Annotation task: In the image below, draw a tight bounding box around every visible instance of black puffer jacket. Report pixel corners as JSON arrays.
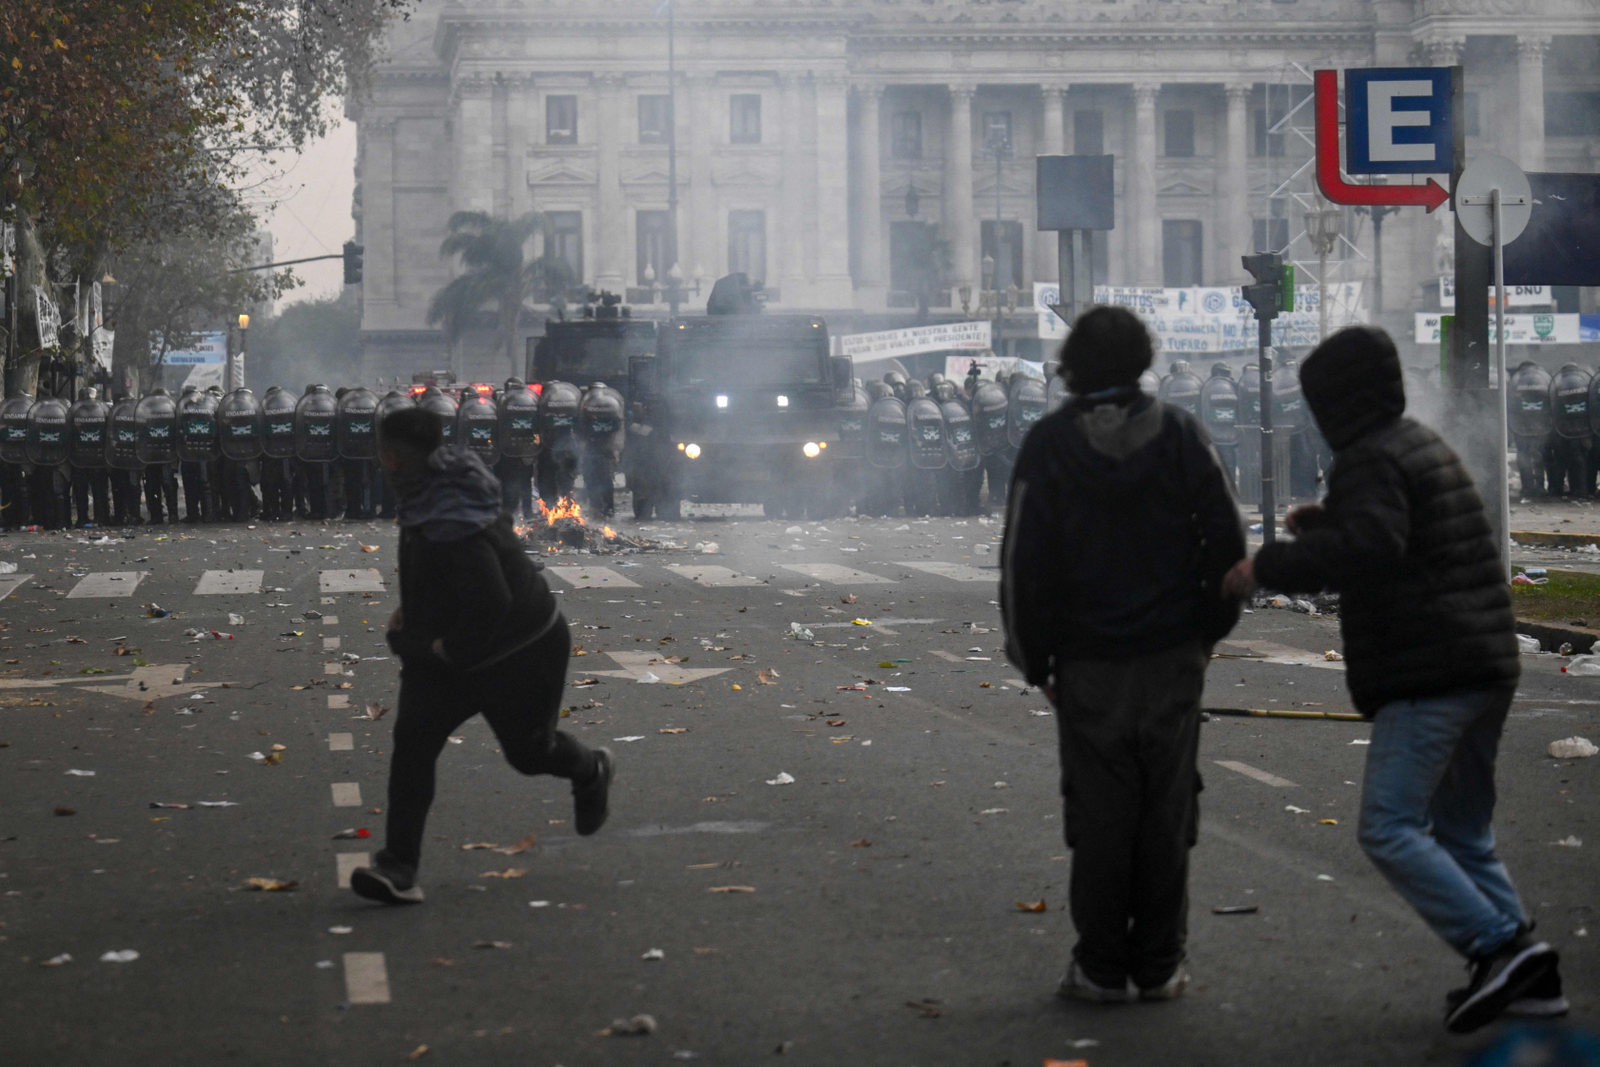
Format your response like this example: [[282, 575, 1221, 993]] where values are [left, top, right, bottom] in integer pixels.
[[1252, 328, 1519, 716]]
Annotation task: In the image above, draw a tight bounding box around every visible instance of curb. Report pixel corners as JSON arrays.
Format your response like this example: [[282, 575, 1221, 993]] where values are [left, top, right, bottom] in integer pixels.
[[1512, 530, 1600, 549], [1206, 707, 1365, 722], [1515, 619, 1600, 655]]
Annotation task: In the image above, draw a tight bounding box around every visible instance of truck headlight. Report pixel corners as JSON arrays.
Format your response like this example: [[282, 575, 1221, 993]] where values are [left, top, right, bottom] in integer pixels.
[[685, 443, 702, 459], [776, 395, 789, 408], [715, 395, 729, 409], [802, 441, 821, 458]]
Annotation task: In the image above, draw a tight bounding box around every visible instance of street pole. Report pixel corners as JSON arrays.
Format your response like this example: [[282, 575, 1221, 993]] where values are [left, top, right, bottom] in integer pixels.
[[1318, 245, 1328, 341], [665, 0, 680, 319], [1491, 187, 1510, 579], [993, 149, 1003, 356], [1259, 318, 1275, 544], [234, 314, 249, 392]]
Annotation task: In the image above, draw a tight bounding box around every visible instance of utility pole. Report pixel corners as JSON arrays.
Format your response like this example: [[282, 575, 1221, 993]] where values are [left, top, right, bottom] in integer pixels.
[[1242, 252, 1295, 544]]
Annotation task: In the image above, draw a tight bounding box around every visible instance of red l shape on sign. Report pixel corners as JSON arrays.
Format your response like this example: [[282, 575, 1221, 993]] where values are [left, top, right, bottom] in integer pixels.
[[1314, 69, 1450, 212]]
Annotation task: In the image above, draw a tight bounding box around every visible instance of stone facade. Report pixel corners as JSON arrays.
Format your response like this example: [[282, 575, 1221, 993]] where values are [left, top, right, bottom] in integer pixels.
[[349, 0, 1599, 380]]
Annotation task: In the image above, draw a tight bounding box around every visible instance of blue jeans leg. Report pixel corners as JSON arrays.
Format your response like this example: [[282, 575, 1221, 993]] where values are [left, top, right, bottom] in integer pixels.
[[1358, 687, 1525, 959]]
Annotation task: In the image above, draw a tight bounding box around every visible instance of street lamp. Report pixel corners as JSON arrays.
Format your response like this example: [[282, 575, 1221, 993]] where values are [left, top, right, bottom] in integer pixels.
[[1356, 183, 1400, 315], [234, 312, 249, 391], [1304, 197, 1343, 340], [641, 261, 699, 314]]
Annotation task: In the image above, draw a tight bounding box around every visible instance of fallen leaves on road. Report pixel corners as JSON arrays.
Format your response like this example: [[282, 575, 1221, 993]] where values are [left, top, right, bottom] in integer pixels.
[[601, 1014, 657, 1037], [480, 868, 527, 879], [1318, 819, 1339, 826], [572, 678, 599, 687], [361, 703, 389, 721], [407, 1044, 429, 1060], [756, 668, 780, 685], [493, 832, 539, 855], [841, 594, 857, 604], [1016, 899, 1047, 913], [244, 878, 298, 891], [139, 701, 157, 715], [659, 727, 688, 734], [460, 842, 499, 850], [54, 806, 76, 816], [427, 958, 456, 967], [905, 998, 943, 1019], [849, 839, 872, 848], [706, 885, 756, 894], [360, 544, 380, 553], [472, 940, 513, 950]]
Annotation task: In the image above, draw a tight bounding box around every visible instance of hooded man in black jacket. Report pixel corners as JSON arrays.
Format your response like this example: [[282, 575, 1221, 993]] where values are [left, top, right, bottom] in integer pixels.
[[1223, 326, 1560, 1033], [1002, 306, 1245, 1004], [349, 407, 613, 905]]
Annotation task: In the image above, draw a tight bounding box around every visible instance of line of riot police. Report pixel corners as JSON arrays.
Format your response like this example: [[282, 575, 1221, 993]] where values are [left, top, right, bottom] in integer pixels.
[[1508, 360, 1600, 500], [1180, 355, 1330, 503]]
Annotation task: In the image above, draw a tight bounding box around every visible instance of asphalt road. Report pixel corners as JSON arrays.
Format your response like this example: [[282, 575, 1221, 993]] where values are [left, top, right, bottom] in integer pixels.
[[0, 509, 1593, 1067]]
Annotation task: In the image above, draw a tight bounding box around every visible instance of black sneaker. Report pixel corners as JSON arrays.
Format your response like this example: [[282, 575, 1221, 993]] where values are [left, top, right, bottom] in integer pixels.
[[573, 747, 614, 836], [1448, 962, 1569, 1019], [1444, 935, 1557, 1033], [349, 857, 424, 905]]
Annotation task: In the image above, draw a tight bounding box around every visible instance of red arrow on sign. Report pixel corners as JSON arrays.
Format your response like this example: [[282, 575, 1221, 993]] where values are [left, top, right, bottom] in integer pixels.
[[1314, 69, 1450, 213]]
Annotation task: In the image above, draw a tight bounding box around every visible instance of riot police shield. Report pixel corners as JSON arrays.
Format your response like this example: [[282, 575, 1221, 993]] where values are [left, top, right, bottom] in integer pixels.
[[68, 394, 111, 468], [835, 382, 870, 461], [335, 386, 379, 461], [107, 398, 142, 470], [538, 380, 581, 444], [577, 383, 625, 461], [1238, 364, 1262, 429], [0, 394, 33, 464], [972, 382, 1009, 455], [1006, 375, 1047, 449], [26, 397, 70, 466], [457, 389, 502, 461], [218, 389, 263, 461], [416, 387, 459, 446], [261, 387, 298, 460], [866, 395, 908, 469], [1509, 362, 1553, 439], [941, 397, 980, 472], [497, 383, 540, 459], [907, 395, 948, 470], [1159, 365, 1204, 416], [1274, 359, 1307, 435], [176, 389, 220, 463], [373, 390, 417, 455], [294, 384, 338, 462], [1551, 364, 1592, 439], [1199, 368, 1241, 446], [134, 389, 178, 465], [1588, 369, 1600, 440]]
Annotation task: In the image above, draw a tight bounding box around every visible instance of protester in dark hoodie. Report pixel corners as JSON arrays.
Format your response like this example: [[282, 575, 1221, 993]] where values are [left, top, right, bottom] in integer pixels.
[[1223, 326, 1559, 1033], [349, 407, 613, 905], [1002, 306, 1244, 1003]]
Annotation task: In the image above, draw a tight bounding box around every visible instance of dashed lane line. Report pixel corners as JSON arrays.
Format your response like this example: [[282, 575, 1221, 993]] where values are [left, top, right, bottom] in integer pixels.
[[1214, 760, 1297, 788], [779, 563, 895, 585], [331, 782, 363, 807], [328, 695, 349, 709], [662, 564, 765, 587], [193, 569, 263, 595], [66, 571, 148, 599], [320, 569, 386, 594], [324, 661, 346, 675], [335, 852, 371, 889], [0, 574, 31, 601], [323, 637, 341, 650], [343, 952, 391, 1004], [321, 615, 339, 625], [327, 733, 354, 751], [545, 566, 641, 589]]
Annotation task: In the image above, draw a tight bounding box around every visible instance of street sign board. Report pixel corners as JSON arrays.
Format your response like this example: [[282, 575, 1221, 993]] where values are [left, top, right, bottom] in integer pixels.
[[1505, 172, 1600, 287], [1314, 71, 1449, 211], [1439, 278, 1550, 309], [1456, 155, 1532, 247], [1036, 155, 1115, 232], [161, 331, 227, 365], [1345, 67, 1453, 175]]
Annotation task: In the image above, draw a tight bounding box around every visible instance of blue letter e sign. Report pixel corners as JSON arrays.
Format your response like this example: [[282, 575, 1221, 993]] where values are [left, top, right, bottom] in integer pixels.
[[1345, 67, 1453, 175]]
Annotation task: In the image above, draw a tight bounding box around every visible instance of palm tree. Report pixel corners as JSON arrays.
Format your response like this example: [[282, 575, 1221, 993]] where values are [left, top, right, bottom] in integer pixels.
[[426, 211, 575, 379]]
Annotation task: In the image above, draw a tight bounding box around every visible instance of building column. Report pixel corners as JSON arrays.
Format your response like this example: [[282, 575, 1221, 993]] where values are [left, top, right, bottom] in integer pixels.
[[594, 73, 626, 292], [455, 77, 495, 214], [1132, 83, 1160, 287], [779, 74, 809, 301], [363, 118, 398, 312], [1037, 85, 1067, 284], [945, 84, 977, 290], [506, 76, 531, 219], [814, 74, 853, 307], [1224, 83, 1252, 281], [686, 72, 716, 290], [853, 83, 885, 296], [1517, 36, 1551, 173]]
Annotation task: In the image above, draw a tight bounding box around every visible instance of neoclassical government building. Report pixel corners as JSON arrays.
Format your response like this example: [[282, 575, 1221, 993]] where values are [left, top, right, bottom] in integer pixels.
[[349, 0, 1598, 379]]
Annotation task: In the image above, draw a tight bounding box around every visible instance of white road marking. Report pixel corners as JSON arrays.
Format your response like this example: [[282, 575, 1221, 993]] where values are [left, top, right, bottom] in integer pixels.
[[590, 650, 732, 684], [1214, 760, 1297, 788], [327, 695, 350, 709], [331, 782, 363, 807], [323, 636, 341, 650], [893, 561, 995, 582], [1219, 640, 1346, 672], [930, 650, 963, 662], [324, 661, 346, 675], [66, 571, 147, 599], [0, 574, 33, 601], [336, 852, 370, 888], [663, 564, 764, 587], [322, 615, 339, 625], [546, 566, 640, 589], [343, 952, 391, 1004], [328, 732, 354, 751], [193, 569, 263, 595], [780, 563, 895, 585], [320, 569, 385, 594]]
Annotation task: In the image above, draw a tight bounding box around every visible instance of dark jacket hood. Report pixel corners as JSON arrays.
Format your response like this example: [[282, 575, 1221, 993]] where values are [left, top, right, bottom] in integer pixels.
[[397, 446, 503, 541], [1300, 326, 1406, 450]]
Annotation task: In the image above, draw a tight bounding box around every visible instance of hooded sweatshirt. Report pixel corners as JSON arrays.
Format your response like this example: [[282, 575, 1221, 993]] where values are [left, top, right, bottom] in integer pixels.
[[388, 447, 559, 671], [1002, 390, 1245, 685], [1251, 331, 1519, 715]]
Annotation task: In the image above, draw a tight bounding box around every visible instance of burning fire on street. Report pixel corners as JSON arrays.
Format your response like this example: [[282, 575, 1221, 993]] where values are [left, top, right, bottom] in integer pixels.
[[516, 496, 653, 553]]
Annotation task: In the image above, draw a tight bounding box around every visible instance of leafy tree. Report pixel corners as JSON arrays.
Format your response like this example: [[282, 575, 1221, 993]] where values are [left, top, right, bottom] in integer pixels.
[[426, 211, 575, 379]]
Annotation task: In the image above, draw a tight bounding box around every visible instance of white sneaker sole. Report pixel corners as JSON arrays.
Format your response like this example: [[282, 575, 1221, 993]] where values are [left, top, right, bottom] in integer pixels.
[[350, 868, 424, 905]]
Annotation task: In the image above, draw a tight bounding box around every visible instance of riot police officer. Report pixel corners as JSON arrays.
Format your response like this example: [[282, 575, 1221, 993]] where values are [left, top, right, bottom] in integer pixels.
[[335, 386, 380, 519], [1549, 363, 1592, 498], [1199, 362, 1241, 490], [259, 386, 297, 521], [537, 380, 581, 506], [68, 387, 112, 526], [294, 384, 338, 520], [971, 376, 1011, 512], [218, 387, 263, 522], [864, 379, 907, 517], [904, 380, 946, 517], [373, 389, 416, 519], [1, 393, 35, 529], [577, 382, 625, 518], [495, 378, 539, 520], [176, 384, 219, 522], [26, 395, 71, 529], [135, 388, 180, 524]]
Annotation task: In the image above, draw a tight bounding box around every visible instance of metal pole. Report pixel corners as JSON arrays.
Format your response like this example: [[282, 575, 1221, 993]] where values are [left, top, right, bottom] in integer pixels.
[[1372, 210, 1385, 315], [1318, 246, 1328, 340], [236, 326, 248, 392], [665, 0, 680, 318], [1058, 230, 1075, 327], [993, 150, 1003, 356], [1491, 186, 1510, 579], [1259, 318, 1275, 544]]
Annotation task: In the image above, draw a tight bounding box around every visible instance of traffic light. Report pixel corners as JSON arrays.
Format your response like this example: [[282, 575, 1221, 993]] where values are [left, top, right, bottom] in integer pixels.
[[342, 241, 365, 286], [1241, 252, 1294, 319]]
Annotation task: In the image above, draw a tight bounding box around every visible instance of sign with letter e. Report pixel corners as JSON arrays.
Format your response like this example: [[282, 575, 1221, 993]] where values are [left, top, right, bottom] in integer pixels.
[[1345, 68, 1452, 175]]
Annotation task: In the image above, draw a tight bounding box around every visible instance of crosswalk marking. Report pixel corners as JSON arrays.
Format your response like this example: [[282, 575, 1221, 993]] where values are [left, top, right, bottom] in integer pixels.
[[331, 782, 362, 807], [322, 615, 339, 626], [323, 637, 341, 650], [320, 569, 385, 593], [324, 661, 346, 675], [66, 571, 147, 599], [328, 695, 350, 709], [1214, 760, 1297, 788], [546, 565, 640, 589], [663, 564, 764, 588], [343, 952, 391, 1005], [0, 574, 31, 601], [336, 851, 370, 889], [328, 732, 354, 751], [894, 561, 994, 582], [193, 569, 263, 595], [1219, 640, 1346, 672], [779, 563, 895, 586]]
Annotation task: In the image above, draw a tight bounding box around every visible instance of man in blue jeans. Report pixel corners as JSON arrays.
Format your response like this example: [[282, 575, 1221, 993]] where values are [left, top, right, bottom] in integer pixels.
[[1224, 326, 1563, 1033]]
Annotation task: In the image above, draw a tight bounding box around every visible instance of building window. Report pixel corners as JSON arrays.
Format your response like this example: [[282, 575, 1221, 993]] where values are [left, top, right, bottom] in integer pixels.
[[1464, 92, 1480, 138], [1073, 110, 1104, 156], [1163, 109, 1195, 158], [891, 111, 922, 159], [1546, 92, 1600, 136], [1252, 217, 1290, 255], [636, 210, 672, 286], [982, 110, 1012, 151], [1252, 107, 1286, 157], [889, 221, 930, 295], [638, 95, 671, 145], [730, 94, 762, 144], [727, 210, 767, 283], [545, 211, 583, 284], [546, 95, 577, 145], [1163, 220, 1203, 286], [980, 220, 1025, 291]]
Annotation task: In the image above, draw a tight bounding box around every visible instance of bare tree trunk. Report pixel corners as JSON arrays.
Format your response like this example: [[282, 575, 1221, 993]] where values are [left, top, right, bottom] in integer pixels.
[[12, 209, 51, 396]]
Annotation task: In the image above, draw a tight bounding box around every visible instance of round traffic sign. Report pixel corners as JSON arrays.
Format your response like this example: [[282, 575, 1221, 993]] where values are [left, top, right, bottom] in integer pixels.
[[1455, 155, 1532, 247]]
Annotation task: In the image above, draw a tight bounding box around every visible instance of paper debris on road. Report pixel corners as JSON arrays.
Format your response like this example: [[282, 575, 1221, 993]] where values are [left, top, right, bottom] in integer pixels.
[[149, 802, 191, 810], [1517, 634, 1542, 654], [1349, 739, 1371, 745], [1212, 905, 1260, 915], [1323, 650, 1344, 661], [228, 614, 245, 626], [460, 842, 499, 850], [641, 948, 665, 961], [1285, 805, 1310, 814], [195, 801, 238, 808], [493, 832, 539, 855], [473, 940, 513, 950], [328, 926, 353, 935], [614, 735, 646, 742], [331, 828, 371, 840], [788, 623, 814, 641], [407, 1045, 429, 1061], [244, 877, 298, 891], [359, 703, 389, 721], [41, 953, 73, 966], [1015, 899, 1047, 912], [707, 885, 756, 893], [480, 868, 527, 879], [766, 772, 796, 785], [637, 672, 661, 684], [1549, 736, 1599, 759], [98, 950, 139, 963], [1552, 835, 1583, 848], [757, 668, 780, 685], [65, 769, 96, 777], [602, 1014, 657, 1037]]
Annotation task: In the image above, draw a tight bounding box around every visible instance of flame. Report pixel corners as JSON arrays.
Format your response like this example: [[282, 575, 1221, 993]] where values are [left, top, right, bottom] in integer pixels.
[[602, 525, 617, 538], [539, 496, 584, 525]]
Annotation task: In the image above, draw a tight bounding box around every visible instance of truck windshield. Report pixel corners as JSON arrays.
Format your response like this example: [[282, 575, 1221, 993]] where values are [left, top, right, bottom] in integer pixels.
[[672, 340, 825, 387]]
